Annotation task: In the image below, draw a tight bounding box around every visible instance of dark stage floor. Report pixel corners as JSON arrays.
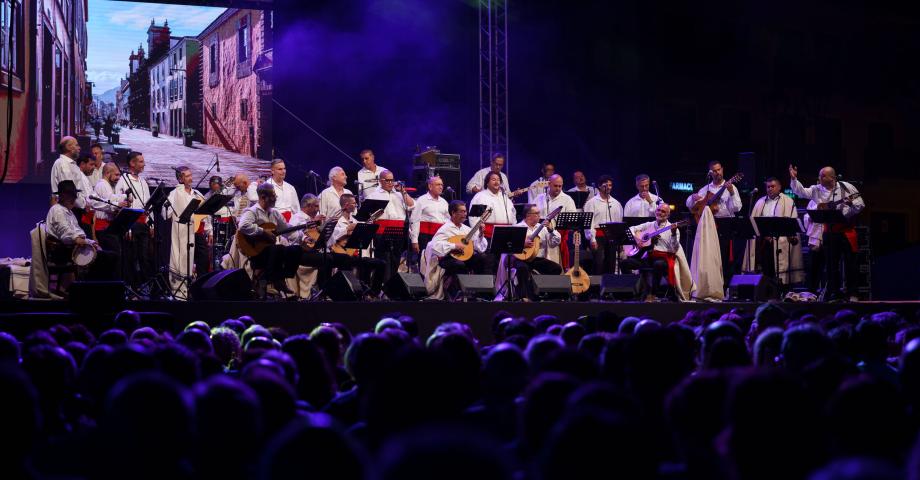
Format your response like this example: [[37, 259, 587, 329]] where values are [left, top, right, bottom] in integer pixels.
[[2, 299, 917, 345]]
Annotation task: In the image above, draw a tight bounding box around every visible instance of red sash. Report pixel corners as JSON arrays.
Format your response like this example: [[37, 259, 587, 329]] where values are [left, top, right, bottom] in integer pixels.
[[559, 229, 571, 267], [94, 218, 110, 231], [650, 250, 677, 286], [135, 214, 148, 225], [830, 224, 859, 253], [282, 211, 292, 222], [594, 228, 606, 239], [375, 219, 405, 234], [81, 211, 94, 225], [419, 221, 443, 236], [482, 223, 511, 239]]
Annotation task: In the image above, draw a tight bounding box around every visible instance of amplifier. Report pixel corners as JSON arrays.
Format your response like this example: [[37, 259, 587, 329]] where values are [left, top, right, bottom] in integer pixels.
[[413, 151, 461, 169]]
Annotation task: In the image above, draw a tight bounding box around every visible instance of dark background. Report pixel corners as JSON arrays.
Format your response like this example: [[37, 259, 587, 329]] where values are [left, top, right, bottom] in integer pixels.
[[4, 0, 920, 297]]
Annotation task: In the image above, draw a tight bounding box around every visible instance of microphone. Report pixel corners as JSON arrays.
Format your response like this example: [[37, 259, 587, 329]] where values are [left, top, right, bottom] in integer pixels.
[[308, 170, 320, 178], [89, 195, 103, 202], [445, 186, 455, 193], [750, 187, 759, 196], [215, 153, 220, 172]]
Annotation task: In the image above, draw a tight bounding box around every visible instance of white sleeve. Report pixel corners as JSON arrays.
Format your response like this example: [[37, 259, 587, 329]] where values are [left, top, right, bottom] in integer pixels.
[[409, 200, 422, 243], [789, 178, 817, 201], [430, 229, 457, 257], [727, 184, 743, 213], [583, 201, 596, 242], [238, 210, 261, 236], [841, 183, 865, 219], [466, 170, 482, 194], [685, 186, 706, 209], [546, 227, 562, 248]]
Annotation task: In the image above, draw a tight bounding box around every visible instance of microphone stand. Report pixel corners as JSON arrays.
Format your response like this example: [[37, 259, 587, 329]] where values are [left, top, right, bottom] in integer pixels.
[[194, 153, 219, 191]]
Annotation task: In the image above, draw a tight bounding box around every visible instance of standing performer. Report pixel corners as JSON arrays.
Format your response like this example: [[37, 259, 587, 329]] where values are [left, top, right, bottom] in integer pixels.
[[366, 169, 415, 280], [164, 167, 211, 300], [357, 149, 388, 199], [802, 199, 825, 293], [624, 174, 661, 218], [74, 156, 97, 237], [228, 173, 257, 220], [567, 170, 598, 206], [527, 162, 555, 204], [88, 144, 106, 186], [469, 171, 518, 243], [686, 161, 742, 283], [50, 137, 86, 208], [328, 194, 387, 299], [584, 174, 623, 274], [741, 177, 804, 287], [789, 165, 865, 301], [319, 166, 353, 219], [266, 159, 299, 221], [115, 152, 154, 287], [92, 163, 131, 279], [410, 176, 450, 255], [533, 174, 577, 267], [498, 204, 563, 301], [421, 200, 495, 299], [466, 153, 510, 194]]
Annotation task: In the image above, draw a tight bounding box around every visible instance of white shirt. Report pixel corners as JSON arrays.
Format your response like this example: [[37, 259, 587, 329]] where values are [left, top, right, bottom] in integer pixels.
[[583, 195, 624, 243], [239, 204, 300, 243], [163, 186, 211, 233], [470, 189, 517, 227], [50, 155, 89, 209], [290, 210, 321, 227], [519, 220, 561, 259], [428, 221, 487, 258], [632, 220, 680, 254], [466, 167, 509, 194], [88, 164, 104, 187], [623, 193, 660, 218], [567, 186, 598, 210], [329, 214, 358, 248], [357, 165, 387, 198], [318, 186, 353, 219], [366, 186, 413, 221], [409, 193, 450, 243], [534, 191, 577, 219], [267, 179, 299, 216], [46, 204, 86, 244], [684, 181, 742, 218], [115, 172, 151, 210], [527, 178, 549, 204], [92, 179, 127, 222], [790, 179, 865, 219]]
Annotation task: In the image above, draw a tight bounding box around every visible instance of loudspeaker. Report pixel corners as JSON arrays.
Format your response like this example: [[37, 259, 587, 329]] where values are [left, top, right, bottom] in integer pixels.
[[326, 270, 365, 301], [199, 268, 252, 301], [69, 281, 126, 313], [189, 270, 221, 301], [532, 275, 572, 299], [456, 274, 495, 299], [728, 274, 777, 301], [384, 272, 427, 300], [600, 274, 639, 300]]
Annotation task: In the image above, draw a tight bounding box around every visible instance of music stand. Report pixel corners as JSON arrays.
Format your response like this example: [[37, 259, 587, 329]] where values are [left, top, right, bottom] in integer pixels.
[[490, 225, 527, 301], [751, 216, 804, 286], [570, 191, 590, 210], [342, 223, 379, 256], [104, 208, 143, 237], [145, 183, 169, 212], [806, 209, 848, 226], [599, 222, 637, 274], [556, 212, 592, 231], [356, 199, 389, 221], [469, 204, 488, 219], [196, 194, 233, 217], [514, 203, 527, 223], [714, 217, 757, 239]]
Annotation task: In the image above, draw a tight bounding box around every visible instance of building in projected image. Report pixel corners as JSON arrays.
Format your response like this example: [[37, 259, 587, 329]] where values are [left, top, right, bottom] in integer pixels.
[[149, 36, 201, 138], [198, 8, 272, 160], [0, 0, 90, 182]]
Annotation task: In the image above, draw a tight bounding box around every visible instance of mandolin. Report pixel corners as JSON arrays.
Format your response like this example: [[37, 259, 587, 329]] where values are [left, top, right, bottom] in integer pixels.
[[514, 206, 563, 261], [817, 193, 861, 210], [237, 221, 315, 257], [332, 209, 385, 256], [690, 173, 743, 223], [626, 219, 690, 260], [565, 232, 591, 294], [449, 208, 493, 261]]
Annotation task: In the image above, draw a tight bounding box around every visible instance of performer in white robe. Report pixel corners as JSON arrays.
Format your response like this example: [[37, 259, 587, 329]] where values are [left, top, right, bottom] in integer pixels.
[[163, 167, 211, 300], [622, 203, 694, 301], [421, 201, 493, 300], [741, 178, 804, 286]]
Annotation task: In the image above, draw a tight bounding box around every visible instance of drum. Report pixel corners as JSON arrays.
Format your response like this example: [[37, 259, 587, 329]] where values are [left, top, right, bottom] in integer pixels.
[[72, 244, 97, 267]]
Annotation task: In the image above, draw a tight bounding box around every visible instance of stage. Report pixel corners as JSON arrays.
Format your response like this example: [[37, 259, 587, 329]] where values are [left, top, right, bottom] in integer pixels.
[[2, 299, 916, 344]]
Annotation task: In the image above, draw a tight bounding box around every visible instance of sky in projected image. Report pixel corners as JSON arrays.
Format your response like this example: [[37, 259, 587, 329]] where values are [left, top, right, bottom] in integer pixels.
[[86, 0, 225, 94]]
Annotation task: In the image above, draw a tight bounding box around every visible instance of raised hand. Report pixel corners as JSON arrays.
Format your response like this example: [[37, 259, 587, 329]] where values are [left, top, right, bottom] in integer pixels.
[[789, 164, 798, 180]]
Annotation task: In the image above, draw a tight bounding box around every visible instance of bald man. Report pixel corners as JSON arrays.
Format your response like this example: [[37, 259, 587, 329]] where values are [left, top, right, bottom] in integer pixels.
[[92, 162, 131, 279], [532, 174, 577, 267], [790, 165, 865, 301], [50, 136, 88, 209]]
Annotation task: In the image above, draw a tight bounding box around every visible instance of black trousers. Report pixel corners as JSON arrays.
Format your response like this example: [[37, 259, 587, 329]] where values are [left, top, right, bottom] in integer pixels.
[[823, 231, 856, 299], [95, 230, 123, 280], [373, 237, 405, 282], [807, 245, 825, 293], [439, 252, 496, 276], [124, 223, 153, 287], [511, 257, 562, 300], [194, 232, 211, 277], [717, 232, 735, 286], [592, 239, 618, 275], [620, 256, 669, 297]]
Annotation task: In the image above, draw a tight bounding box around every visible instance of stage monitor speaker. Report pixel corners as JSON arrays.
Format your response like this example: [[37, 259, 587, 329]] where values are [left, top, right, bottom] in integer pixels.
[[69, 281, 126, 314], [600, 274, 639, 300], [728, 274, 777, 301], [327, 270, 365, 301], [200, 268, 253, 301], [189, 270, 221, 301], [456, 274, 495, 299], [384, 272, 428, 300], [532, 275, 572, 299]]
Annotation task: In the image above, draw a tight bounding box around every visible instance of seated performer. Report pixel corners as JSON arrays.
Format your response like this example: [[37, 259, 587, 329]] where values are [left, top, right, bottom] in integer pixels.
[[239, 183, 329, 298], [328, 194, 387, 299], [164, 167, 211, 300], [421, 200, 496, 299], [620, 203, 687, 301], [502, 204, 563, 301], [410, 176, 450, 255], [584, 174, 623, 274], [365, 169, 415, 281], [789, 165, 865, 301], [466, 153, 510, 194], [741, 177, 804, 287], [45, 180, 116, 291], [287, 193, 326, 298], [623, 174, 660, 218]]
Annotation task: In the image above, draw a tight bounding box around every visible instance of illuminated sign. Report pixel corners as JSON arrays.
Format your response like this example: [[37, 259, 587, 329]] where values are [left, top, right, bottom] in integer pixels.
[[670, 181, 695, 192]]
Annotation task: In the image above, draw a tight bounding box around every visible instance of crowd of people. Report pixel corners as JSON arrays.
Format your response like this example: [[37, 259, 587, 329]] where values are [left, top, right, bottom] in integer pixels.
[[2, 303, 919, 479]]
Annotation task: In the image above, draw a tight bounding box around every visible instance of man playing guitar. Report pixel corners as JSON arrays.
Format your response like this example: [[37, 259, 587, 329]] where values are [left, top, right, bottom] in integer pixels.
[[327, 194, 387, 300], [506, 204, 563, 301], [620, 203, 683, 301], [685, 160, 743, 283]]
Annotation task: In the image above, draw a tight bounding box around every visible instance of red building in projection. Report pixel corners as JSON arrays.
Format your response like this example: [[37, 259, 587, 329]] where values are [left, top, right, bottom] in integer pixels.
[[197, 8, 272, 160], [0, 0, 90, 182]]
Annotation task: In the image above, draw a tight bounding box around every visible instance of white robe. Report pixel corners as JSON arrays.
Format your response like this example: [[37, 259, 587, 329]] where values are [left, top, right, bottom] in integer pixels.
[[690, 206, 724, 301], [741, 194, 805, 285], [421, 221, 487, 300], [628, 220, 695, 301], [163, 186, 210, 300]]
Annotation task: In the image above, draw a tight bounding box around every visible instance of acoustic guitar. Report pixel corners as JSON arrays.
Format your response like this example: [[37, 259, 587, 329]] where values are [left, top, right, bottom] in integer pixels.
[[449, 208, 493, 261], [690, 173, 743, 223], [565, 232, 591, 294], [514, 206, 563, 261], [331, 209, 385, 256], [626, 219, 690, 260], [302, 212, 342, 251], [818, 193, 861, 210], [237, 221, 315, 257]]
